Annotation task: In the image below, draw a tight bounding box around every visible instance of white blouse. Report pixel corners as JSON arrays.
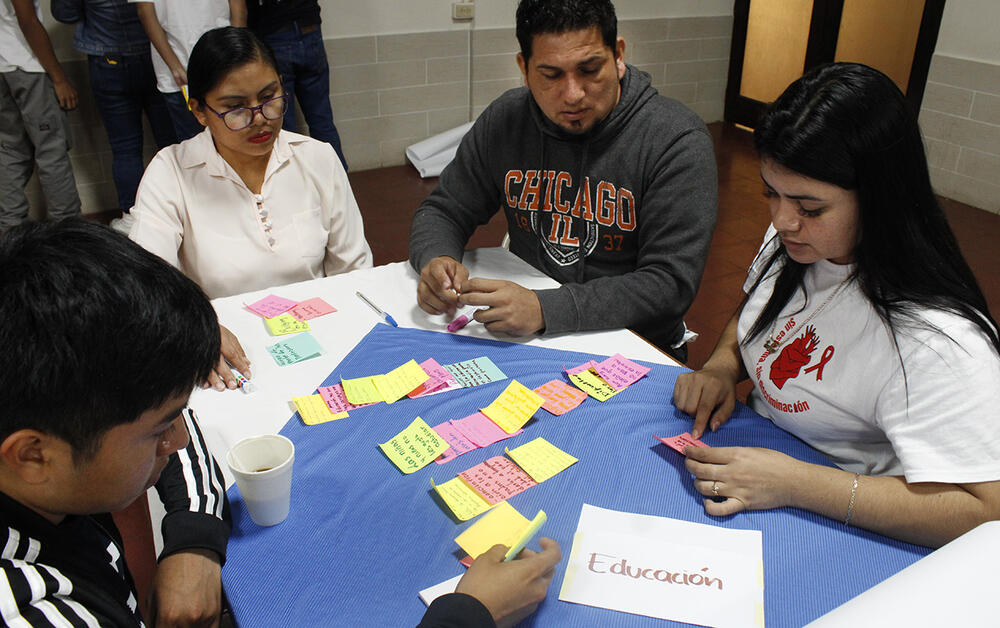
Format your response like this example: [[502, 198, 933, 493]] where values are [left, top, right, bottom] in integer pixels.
[[131, 128, 373, 299]]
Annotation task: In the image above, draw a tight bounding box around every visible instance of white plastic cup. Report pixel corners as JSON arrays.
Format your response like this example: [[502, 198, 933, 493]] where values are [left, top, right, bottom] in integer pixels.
[[226, 435, 295, 526]]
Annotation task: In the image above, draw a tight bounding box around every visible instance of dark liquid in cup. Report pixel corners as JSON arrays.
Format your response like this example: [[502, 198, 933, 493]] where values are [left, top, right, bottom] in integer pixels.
[[254, 467, 273, 472]]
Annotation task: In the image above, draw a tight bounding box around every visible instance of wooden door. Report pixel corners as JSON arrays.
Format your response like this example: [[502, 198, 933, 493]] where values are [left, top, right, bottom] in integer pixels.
[[724, 0, 945, 128]]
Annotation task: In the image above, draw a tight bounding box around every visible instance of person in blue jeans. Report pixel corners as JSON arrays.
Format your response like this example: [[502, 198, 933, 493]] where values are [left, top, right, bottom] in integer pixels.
[[245, 0, 348, 170], [52, 0, 177, 225]]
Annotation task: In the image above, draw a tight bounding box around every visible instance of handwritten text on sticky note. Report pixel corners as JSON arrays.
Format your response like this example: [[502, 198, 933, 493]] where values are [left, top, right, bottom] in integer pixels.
[[372, 359, 429, 404], [654, 432, 708, 454], [459, 456, 538, 504], [506, 437, 578, 483], [431, 477, 492, 521], [595, 353, 651, 390], [246, 294, 298, 318], [293, 395, 348, 425], [288, 297, 337, 321], [568, 369, 619, 401], [534, 379, 588, 415], [451, 412, 522, 447], [379, 417, 449, 474], [265, 313, 311, 336], [481, 380, 545, 433], [444, 357, 507, 387]]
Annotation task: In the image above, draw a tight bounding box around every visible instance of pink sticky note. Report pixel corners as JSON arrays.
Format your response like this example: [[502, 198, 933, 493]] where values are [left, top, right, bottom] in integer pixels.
[[595, 354, 651, 390], [459, 456, 538, 504], [433, 421, 478, 464], [408, 358, 462, 399], [288, 297, 337, 321], [534, 379, 588, 415], [246, 294, 298, 318], [654, 432, 708, 454], [451, 412, 522, 447], [459, 555, 474, 568], [565, 360, 600, 376], [317, 384, 378, 413]]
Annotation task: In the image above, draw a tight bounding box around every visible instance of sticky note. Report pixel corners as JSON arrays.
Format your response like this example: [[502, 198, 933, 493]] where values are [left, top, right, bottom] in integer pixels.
[[654, 432, 708, 454], [288, 297, 337, 321], [481, 380, 545, 433], [317, 383, 377, 413], [506, 437, 578, 483], [504, 510, 546, 561], [565, 360, 600, 376], [408, 358, 462, 398], [431, 477, 491, 521], [433, 421, 478, 464], [455, 502, 529, 559], [246, 294, 297, 318], [444, 357, 507, 388], [372, 359, 430, 404], [293, 395, 348, 425], [379, 417, 449, 474], [451, 412, 522, 447], [534, 379, 587, 415], [341, 376, 383, 405], [459, 456, 538, 505], [266, 332, 323, 366], [595, 353, 651, 390], [568, 369, 619, 401], [265, 313, 311, 336]]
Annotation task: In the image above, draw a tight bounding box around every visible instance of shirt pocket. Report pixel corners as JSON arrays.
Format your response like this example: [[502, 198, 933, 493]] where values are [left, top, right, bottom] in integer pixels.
[[292, 208, 329, 259]]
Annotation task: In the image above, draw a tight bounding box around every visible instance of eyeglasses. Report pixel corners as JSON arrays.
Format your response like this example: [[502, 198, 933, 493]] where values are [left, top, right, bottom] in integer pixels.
[[203, 94, 289, 131]]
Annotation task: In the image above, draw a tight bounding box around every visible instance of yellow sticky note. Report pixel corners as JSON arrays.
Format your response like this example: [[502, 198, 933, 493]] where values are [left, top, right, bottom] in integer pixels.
[[293, 395, 348, 425], [379, 417, 449, 474], [372, 359, 430, 404], [480, 380, 545, 433], [506, 437, 578, 482], [432, 477, 491, 521], [341, 376, 383, 405], [569, 369, 620, 401], [455, 501, 529, 559], [265, 313, 311, 336]]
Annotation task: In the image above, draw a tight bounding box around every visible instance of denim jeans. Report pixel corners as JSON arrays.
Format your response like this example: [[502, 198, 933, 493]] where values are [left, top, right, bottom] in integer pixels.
[[88, 53, 176, 211], [263, 25, 348, 171], [162, 90, 204, 144]]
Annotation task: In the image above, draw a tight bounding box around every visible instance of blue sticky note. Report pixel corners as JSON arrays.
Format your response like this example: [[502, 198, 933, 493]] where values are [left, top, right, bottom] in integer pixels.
[[444, 356, 507, 387], [267, 331, 323, 366]]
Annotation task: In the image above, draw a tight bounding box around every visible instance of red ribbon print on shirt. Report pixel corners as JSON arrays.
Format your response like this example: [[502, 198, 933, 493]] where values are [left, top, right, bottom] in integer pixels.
[[769, 325, 821, 389]]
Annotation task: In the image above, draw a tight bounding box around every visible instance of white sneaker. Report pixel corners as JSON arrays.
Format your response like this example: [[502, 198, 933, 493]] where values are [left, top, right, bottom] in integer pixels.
[[110, 213, 135, 235]]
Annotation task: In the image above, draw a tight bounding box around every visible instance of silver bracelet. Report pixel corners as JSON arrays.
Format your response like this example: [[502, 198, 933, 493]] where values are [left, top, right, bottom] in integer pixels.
[[844, 473, 861, 526]]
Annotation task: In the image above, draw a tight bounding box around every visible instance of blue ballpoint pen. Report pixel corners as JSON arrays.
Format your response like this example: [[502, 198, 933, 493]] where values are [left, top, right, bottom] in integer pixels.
[[356, 291, 398, 327]]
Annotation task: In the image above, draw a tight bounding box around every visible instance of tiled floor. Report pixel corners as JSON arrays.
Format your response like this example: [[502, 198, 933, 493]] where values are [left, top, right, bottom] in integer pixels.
[[107, 120, 1000, 615], [348, 121, 1000, 371]]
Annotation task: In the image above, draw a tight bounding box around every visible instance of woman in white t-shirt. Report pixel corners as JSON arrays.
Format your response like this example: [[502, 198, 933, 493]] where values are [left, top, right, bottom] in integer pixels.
[[131, 26, 372, 391], [673, 63, 1000, 548]]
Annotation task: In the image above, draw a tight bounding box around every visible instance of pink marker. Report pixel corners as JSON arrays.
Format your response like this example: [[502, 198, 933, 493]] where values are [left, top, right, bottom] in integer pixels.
[[447, 307, 480, 332]]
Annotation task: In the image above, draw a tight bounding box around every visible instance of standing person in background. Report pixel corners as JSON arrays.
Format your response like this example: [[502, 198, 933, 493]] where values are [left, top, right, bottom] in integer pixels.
[[131, 0, 245, 141], [244, 0, 348, 170], [51, 0, 178, 235], [0, 0, 81, 230]]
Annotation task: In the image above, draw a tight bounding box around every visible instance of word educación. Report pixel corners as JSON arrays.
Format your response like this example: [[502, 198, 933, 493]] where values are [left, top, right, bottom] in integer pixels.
[[587, 553, 724, 590]]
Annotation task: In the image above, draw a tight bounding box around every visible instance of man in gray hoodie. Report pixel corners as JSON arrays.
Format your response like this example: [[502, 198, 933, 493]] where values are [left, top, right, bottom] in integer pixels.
[[409, 0, 717, 361]]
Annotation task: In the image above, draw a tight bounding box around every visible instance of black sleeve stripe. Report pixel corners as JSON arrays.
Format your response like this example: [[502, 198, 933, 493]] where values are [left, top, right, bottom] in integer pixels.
[[1, 561, 99, 627]]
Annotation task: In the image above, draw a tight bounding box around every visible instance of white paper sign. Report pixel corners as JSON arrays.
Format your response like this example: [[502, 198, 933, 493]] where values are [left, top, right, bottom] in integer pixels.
[[558, 504, 765, 628], [418, 573, 462, 606]]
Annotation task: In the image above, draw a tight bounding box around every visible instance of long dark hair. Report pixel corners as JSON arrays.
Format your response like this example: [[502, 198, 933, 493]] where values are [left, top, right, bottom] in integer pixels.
[[745, 62, 999, 354]]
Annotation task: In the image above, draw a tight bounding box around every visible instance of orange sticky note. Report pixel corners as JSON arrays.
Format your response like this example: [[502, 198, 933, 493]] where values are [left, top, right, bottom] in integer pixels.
[[534, 379, 587, 415]]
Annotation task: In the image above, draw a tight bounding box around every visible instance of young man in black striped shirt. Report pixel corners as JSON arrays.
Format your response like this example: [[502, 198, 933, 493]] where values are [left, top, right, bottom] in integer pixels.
[[0, 220, 562, 627], [0, 220, 230, 626]]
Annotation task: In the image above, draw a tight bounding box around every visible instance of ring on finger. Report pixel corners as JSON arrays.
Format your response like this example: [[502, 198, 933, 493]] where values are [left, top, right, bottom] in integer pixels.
[[711, 481, 719, 496]]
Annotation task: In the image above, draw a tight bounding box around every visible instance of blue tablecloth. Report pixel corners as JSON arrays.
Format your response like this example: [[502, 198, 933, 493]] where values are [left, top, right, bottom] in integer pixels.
[[222, 325, 930, 627]]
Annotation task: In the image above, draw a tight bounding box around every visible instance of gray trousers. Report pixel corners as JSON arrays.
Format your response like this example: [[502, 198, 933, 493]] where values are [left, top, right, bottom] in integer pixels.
[[0, 69, 81, 228]]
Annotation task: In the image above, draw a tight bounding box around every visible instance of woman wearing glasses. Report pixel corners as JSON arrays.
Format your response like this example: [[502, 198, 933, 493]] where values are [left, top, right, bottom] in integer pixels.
[[131, 26, 372, 390]]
